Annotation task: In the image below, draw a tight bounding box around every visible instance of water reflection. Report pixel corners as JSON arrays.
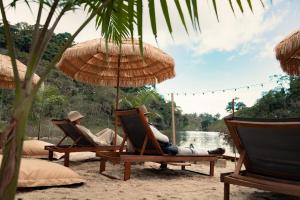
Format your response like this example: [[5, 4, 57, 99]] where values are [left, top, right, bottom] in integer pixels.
[[163, 130, 236, 156]]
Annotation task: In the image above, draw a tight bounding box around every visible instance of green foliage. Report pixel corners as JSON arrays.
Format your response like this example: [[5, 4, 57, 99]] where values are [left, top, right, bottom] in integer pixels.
[[0, 23, 72, 62], [225, 97, 246, 113]]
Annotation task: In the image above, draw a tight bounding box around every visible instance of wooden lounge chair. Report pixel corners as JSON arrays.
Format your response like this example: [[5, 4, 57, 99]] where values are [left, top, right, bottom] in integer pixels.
[[97, 108, 220, 181], [221, 117, 300, 199], [45, 119, 120, 167]]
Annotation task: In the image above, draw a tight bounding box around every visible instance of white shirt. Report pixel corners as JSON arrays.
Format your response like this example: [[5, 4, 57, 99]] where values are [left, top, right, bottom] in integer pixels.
[[149, 125, 169, 143], [76, 124, 108, 146]]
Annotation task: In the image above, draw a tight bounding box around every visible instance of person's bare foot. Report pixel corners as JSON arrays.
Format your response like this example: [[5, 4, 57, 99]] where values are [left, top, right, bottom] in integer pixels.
[[208, 148, 225, 155]]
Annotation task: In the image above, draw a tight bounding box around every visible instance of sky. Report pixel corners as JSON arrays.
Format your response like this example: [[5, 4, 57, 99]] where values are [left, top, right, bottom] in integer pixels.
[[3, 0, 300, 116]]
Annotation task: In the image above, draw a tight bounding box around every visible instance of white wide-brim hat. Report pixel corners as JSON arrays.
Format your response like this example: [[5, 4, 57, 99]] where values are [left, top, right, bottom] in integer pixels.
[[138, 105, 150, 115], [68, 111, 84, 122]]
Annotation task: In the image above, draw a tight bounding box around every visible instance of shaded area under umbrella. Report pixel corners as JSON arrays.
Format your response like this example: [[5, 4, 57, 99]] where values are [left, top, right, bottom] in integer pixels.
[[56, 38, 175, 145], [275, 28, 300, 75]]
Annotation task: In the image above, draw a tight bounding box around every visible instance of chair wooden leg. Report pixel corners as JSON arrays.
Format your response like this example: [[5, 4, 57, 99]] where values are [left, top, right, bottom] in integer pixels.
[[64, 152, 70, 167], [160, 163, 168, 169], [124, 162, 131, 181], [48, 150, 54, 161], [224, 183, 230, 200], [209, 161, 214, 176], [100, 159, 106, 173]]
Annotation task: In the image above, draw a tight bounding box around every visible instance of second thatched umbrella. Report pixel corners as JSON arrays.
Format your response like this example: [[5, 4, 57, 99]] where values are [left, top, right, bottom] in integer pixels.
[[56, 38, 175, 144], [275, 28, 300, 75], [0, 54, 40, 89]]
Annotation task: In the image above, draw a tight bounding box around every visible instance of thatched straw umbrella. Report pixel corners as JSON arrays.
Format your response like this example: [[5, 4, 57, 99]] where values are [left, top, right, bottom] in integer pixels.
[[275, 28, 300, 75], [0, 54, 40, 89], [57, 38, 175, 144]]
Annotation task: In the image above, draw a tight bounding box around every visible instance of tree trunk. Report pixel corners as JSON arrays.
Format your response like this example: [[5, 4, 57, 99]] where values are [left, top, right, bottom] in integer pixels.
[[0, 97, 32, 200]]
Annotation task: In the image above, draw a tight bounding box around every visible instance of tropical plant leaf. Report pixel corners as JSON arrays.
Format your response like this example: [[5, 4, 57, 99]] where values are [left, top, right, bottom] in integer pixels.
[[212, 0, 219, 22], [247, 0, 253, 13], [160, 0, 172, 35], [185, 0, 195, 29], [136, 0, 143, 55], [191, 0, 200, 31], [259, 0, 265, 8], [228, 0, 236, 15], [128, 0, 135, 44], [148, 0, 157, 40], [174, 0, 188, 34], [236, 0, 244, 13]]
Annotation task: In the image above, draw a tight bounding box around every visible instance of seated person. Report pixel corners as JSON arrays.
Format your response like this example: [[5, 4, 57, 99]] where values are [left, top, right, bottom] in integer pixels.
[[138, 105, 225, 156], [67, 111, 123, 146]]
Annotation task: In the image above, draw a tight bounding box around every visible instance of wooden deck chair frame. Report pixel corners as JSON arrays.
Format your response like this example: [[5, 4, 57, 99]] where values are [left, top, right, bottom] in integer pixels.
[[220, 117, 300, 199], [45, 119, 120, 167], [97, 108, 220, 181]]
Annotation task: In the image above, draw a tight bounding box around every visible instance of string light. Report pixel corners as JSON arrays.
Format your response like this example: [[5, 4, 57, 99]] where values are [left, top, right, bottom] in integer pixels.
[[164, 74, 286, 96]]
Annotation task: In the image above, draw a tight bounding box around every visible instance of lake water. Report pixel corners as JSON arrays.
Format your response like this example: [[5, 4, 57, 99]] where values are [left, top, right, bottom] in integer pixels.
[[166, 131, 237, 156]]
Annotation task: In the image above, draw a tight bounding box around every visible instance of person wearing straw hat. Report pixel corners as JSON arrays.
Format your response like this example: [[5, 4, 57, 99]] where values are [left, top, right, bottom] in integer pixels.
[[67, 111, 123, 146], [139, 105, 225, 156]]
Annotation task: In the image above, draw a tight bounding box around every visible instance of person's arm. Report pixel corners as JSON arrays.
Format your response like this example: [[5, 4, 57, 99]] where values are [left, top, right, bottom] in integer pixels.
[[149, 125, 169, 143]]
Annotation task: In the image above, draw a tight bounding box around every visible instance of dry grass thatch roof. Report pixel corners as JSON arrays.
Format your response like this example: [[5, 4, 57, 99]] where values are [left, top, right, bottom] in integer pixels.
[[275, 28, 300, 75], [0, 54, 40, 89], [56, 38, 175, 87]]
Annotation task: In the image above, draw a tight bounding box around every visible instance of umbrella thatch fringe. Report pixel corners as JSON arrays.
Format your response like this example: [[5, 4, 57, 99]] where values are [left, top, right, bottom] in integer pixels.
[[275, 29, 300, 60], [275, 28, 300, 75], [57, 38, 175, 87], [60, 39, 174, 66], [0, 54, 40, 89]]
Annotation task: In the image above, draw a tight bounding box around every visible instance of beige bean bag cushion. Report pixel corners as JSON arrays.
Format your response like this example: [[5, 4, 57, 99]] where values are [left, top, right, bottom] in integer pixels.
[[69, 152, 96, 162], [0, 155, 84, 188], [22, 140, 64, 159]]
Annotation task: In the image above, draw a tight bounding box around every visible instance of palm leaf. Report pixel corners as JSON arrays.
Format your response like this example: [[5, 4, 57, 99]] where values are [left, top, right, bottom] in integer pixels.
[[236, 0, 244, 13], [185, 0, 195, 29], [191, 0, 200, 31], [148, 0, 157, 40], [212, 0, 219, 22], [128, 0, 135, 44], [174, 0, 188, 34], [259, 0, 265, 8], [160, 0, 172, 35], [246, 0, 253, 13], [137, 0, 143, 55], [228, 0, 236, 15]]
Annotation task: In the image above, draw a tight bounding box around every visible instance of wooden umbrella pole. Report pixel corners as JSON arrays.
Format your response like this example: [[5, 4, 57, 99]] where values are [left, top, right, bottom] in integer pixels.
[[114, 54, 121, 146], [171, 93, 176, 145], [232, 98, 235, 117]]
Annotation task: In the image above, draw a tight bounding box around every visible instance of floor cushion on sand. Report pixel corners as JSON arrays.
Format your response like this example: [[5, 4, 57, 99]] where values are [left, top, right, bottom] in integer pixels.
[[0, 155, 84, 188], [22, 140, 64, 159], [69, 152, 96, 162]]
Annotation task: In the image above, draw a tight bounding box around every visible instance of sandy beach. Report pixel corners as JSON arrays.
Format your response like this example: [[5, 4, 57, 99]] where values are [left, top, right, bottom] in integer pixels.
[[16, 157, 300, 200]]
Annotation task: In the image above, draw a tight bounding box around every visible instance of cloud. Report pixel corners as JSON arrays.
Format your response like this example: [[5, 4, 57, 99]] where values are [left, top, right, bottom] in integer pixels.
[[141, 0, 285, 59]]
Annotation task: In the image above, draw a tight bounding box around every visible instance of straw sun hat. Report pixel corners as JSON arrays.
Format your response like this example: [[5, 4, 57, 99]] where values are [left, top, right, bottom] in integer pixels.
[[68, 111, 84, 122], [138, 105, 150, 115]]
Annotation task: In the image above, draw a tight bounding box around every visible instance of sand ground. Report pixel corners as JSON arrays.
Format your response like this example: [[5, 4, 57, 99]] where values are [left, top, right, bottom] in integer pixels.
[[16, 158, 300, 200]]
